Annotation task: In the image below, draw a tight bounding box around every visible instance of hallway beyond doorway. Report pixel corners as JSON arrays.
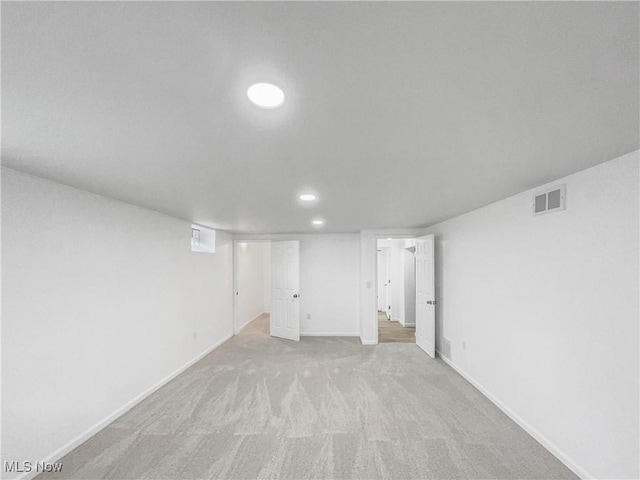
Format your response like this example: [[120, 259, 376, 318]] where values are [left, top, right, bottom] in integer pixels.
[[378, 311, 415, 343]]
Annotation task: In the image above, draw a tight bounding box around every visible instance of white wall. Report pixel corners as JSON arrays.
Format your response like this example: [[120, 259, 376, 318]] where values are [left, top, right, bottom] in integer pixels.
[[424, 151, 639, 479], [235, 242, 269, 331], [389, 240, 404, 322], [360, 231, 378, 344], [376, 248, 387, 312], [300, 234, 360, 335], [236, 234, 360, 336], [402, 240, 416, 326], [262, 242, 271, 313], [1, 168, 234, 478]]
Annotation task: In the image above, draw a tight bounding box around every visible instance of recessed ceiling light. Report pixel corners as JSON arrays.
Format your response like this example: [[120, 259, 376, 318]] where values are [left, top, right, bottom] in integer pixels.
[[299, 193, 316, 202], [247, 83, 285, 109], [387, 237, 392, 240], [312, 219, 324, 226]]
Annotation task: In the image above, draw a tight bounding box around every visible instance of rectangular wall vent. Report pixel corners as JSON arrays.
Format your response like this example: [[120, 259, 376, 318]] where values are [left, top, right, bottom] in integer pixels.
[[533, 184, 566, 216], [442, 338, 451, 359]]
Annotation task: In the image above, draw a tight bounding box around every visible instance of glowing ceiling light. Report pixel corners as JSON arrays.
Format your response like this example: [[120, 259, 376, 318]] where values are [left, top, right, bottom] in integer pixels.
[[247, 83, 285, 109]]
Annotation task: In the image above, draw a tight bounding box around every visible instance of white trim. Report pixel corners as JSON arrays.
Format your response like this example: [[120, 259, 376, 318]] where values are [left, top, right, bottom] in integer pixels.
[[399, 317, 415, 327], [16, 333, 233, 480], [300, 332, 359, 337], [236, 312, 267, 334], [360, 338, 378, 345], [435, 350, 593, 480]]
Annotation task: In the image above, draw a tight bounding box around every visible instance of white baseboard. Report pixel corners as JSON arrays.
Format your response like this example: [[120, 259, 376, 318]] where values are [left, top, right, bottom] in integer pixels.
[[435, 350, 593, 480], [300, 332, 359, 337], [236, 312, 267, 334], [16, 333, 233, 480], [360, 338, 378, 345]]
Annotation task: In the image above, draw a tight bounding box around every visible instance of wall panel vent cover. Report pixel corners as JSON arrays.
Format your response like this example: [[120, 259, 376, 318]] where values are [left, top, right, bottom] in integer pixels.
[[533, 184, 566, 216]]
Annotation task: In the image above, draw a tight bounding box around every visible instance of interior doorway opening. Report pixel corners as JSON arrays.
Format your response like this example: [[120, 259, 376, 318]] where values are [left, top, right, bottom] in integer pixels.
[[376, 238, 417, 343], [233, 241, 271, 335]]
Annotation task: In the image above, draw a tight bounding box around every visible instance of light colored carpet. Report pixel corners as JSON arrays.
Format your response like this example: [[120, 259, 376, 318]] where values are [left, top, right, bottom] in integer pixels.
[[38, 316, 577, 480], [378, 311, 416, 343]]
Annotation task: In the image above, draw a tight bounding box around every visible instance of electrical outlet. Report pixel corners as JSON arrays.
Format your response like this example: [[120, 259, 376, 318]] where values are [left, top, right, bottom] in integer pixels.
[[462, 340, 466, 350], [307, 314, 311, 320], [193, 331, 197, 340]]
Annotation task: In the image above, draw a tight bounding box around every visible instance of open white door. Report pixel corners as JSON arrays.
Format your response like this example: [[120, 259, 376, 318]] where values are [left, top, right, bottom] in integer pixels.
[[415, 234, 435, 358], [377, 249, 384, 311], [383, 248, 391, 319], [271, 241, 300, 341], [377, 247, 391, 317]]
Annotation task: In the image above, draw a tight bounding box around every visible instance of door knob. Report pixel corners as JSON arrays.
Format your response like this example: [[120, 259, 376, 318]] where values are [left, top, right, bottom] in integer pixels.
[[293, 294, 299, 298]]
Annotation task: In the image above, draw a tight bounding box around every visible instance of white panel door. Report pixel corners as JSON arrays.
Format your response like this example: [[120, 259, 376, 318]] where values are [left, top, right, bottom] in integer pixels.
[[377, 247, 391, 319], [377, 247, 390, 315], [377, 249, 385, 311], [415, 234, 435, 358], [271, 241, 300, 341], [383, 248, 391, 319]]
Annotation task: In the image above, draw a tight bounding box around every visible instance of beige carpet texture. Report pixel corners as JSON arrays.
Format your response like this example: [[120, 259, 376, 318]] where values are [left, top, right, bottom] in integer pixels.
[[37, 316, 577, 480]]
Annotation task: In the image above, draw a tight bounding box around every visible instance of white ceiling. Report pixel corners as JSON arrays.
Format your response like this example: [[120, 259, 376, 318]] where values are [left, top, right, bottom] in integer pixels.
[[2, 1, 638, 233]]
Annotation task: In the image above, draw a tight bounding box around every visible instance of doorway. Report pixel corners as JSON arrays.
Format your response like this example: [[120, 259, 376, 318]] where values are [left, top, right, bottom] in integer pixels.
[[233, 241, 271, 335], [376, 238, 416, 343], [234, 239, 301, 341], [373, 235, 436, 356], [377, 246, 390, 318]]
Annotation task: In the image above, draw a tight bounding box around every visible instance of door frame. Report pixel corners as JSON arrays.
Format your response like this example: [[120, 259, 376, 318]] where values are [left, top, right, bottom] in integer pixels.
[[373, 234, 420, 345], [232, 239, 271, 335]]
